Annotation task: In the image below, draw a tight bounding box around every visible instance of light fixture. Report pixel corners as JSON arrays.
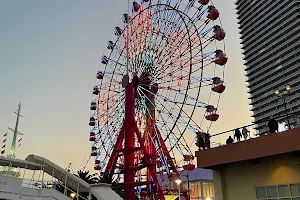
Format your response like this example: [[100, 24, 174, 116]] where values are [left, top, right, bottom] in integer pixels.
[[274, 89, 280, 95], [206, 198, 212, 200], [175, 179, 182, 185], [286, 84, 291, 91], [70, 193, 76, 199], [47, 184, 53, 188]]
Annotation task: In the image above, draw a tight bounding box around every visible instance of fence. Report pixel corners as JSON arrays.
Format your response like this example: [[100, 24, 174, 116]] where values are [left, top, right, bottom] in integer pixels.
[[208, 110, 300, 148]]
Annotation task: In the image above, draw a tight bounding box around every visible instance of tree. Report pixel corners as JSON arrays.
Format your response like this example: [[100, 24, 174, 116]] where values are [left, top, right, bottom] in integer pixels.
[[75, 170, 100, 184]]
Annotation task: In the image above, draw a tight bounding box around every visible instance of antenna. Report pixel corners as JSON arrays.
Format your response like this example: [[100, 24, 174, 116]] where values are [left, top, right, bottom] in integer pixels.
[[126, 0, 130, 75], [7, 102, 24, 158]]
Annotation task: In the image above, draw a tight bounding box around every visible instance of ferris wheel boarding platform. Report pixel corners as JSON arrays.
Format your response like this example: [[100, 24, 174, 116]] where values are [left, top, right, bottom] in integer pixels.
[[0, 155, 122, 200]]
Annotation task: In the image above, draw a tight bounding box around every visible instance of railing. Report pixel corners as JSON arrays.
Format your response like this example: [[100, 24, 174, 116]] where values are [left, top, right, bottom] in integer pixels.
[[0, 163, 89, 200], [207, 111, 300, 148], [0, 190, 60, 200]]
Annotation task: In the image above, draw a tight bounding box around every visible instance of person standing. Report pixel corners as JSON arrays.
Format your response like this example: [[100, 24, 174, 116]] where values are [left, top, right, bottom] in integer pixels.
[[204, 133, 211, 149], [268, 117, 279, 133], [234, 128, 242, 142], [242, 127, 250, 140], [196, 134, 205, 150], [226, 136, 234, 144]]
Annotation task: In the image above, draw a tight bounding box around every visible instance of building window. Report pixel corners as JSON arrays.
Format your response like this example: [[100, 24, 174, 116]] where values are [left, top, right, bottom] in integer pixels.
[[278, 185, 290, 197], [291, 184, 300, 196], [256, 187, 267, 199], [256, 184, 300, 199], [183, 181, 215, 200], [203, 181, 215, 199]]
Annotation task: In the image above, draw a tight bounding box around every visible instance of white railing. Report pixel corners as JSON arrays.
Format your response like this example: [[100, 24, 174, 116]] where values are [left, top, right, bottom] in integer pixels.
[[0, 162, 89, 200]]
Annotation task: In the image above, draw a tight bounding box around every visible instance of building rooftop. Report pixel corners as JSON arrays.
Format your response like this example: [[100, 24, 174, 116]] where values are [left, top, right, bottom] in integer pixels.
[[196, 128, 300, 169]]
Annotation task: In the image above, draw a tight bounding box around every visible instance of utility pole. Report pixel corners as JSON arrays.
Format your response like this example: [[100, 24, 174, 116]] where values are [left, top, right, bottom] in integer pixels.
[[7, 102, 24, 158]]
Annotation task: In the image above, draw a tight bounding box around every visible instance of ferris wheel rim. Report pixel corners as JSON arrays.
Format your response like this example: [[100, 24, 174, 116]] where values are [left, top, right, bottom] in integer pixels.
[[90, 0, 227, 173]]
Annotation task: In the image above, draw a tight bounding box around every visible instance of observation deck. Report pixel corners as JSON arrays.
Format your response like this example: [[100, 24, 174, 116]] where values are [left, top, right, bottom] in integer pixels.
[[196, 127, 300, 169]]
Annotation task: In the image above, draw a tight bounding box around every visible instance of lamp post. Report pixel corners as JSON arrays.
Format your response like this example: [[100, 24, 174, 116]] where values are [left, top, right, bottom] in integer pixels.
[[274, 84, 292, 130], [175, 179, 182, 200], [181, 174, 191, 200]]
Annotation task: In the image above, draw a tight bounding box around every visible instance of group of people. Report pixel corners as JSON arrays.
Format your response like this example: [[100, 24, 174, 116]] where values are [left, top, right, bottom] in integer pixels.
[[196, 116, 300, 149], [226, 116, 300, 144], [196, 133, 211, 150], [226, 126, 250, 144]]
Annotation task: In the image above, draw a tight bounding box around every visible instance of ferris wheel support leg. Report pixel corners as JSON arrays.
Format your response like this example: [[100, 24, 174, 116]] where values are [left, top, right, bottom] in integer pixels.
[[156, 127, 180, 175], [134, 123, 165, 200], [105, 126, 125, 175], [124, 82, 137, 200]]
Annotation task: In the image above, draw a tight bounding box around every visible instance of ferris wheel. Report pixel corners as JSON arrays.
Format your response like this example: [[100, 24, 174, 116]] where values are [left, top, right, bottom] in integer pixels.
[[89, 0, 226, 199]]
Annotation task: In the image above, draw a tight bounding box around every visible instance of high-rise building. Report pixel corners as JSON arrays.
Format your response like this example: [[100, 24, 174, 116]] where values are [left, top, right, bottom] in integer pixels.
[[236, 0, 300, 133]]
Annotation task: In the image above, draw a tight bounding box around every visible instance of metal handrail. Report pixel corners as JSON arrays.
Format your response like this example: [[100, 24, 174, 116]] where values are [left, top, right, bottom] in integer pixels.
[[211, 110, 300, 138], [0, 160, 90, 200]]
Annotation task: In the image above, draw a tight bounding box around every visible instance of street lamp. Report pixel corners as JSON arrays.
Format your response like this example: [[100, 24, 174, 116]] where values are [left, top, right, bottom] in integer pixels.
[[175, 179, 182, 200], [274, 84, 292, 130], [70, 193, 76, 199], [181, 174, 191, 200]]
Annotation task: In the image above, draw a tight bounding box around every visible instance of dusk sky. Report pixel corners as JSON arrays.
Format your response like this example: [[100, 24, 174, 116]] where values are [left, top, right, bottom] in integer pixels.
[[0, 0, 251, 171]]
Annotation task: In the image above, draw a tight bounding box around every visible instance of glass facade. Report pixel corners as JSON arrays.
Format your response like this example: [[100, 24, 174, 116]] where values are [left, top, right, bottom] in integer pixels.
[[256, 184, 300, 199], [183, 181, 215, 200]]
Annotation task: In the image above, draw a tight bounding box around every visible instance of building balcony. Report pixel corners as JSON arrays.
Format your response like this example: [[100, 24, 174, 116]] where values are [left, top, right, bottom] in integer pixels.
[[196, 128, 300, 169]]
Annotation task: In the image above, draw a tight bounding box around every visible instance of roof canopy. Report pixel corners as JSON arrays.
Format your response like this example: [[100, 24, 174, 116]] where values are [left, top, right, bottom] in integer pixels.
[[25, 154, 90, 192], [0, 156, 42, 170]]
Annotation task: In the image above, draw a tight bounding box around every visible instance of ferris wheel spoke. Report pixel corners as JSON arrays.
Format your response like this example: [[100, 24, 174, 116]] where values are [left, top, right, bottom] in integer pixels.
[[137, 88, 190, 158], [96, 108, 125, 169], [138, 86, 190, 137], [139, 85, 205, 136], [135, 89, 174, 173]]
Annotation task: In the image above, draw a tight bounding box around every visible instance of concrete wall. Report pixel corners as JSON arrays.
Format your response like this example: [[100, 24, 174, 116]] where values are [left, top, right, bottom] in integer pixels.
[[214, 154, 300, 200]]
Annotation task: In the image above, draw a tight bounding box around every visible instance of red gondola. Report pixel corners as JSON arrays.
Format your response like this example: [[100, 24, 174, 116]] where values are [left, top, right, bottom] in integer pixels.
[[91, 147, 97, 156], [205, 105, 219, 121], [96, 71, 104, 79], [93, 86, 99, 95], [214, 50, 228, 66], [196, 131, 205, 137], [183, 155, 194, 161], [94, 160, 101, 170], [206, 105, 216, 112], [211, 77, 226, 93], [89, 117, 96, 126], [212, 77, 222, 84], [205, 113, 219, 121], [89, 132, 96, 141], [207, 6, 219, 20], [90, 102, 97, 110], [212, 84, 226, 93], [199, 0, 209, 5], [114, 27, 123, 36], [107, 41, 114, 50], [132, 2, 140, 12], [101, 56, 109, 64], [213, 25, 226, 41], [183, 164, 195, 171], [122, 14, 130, 24]]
